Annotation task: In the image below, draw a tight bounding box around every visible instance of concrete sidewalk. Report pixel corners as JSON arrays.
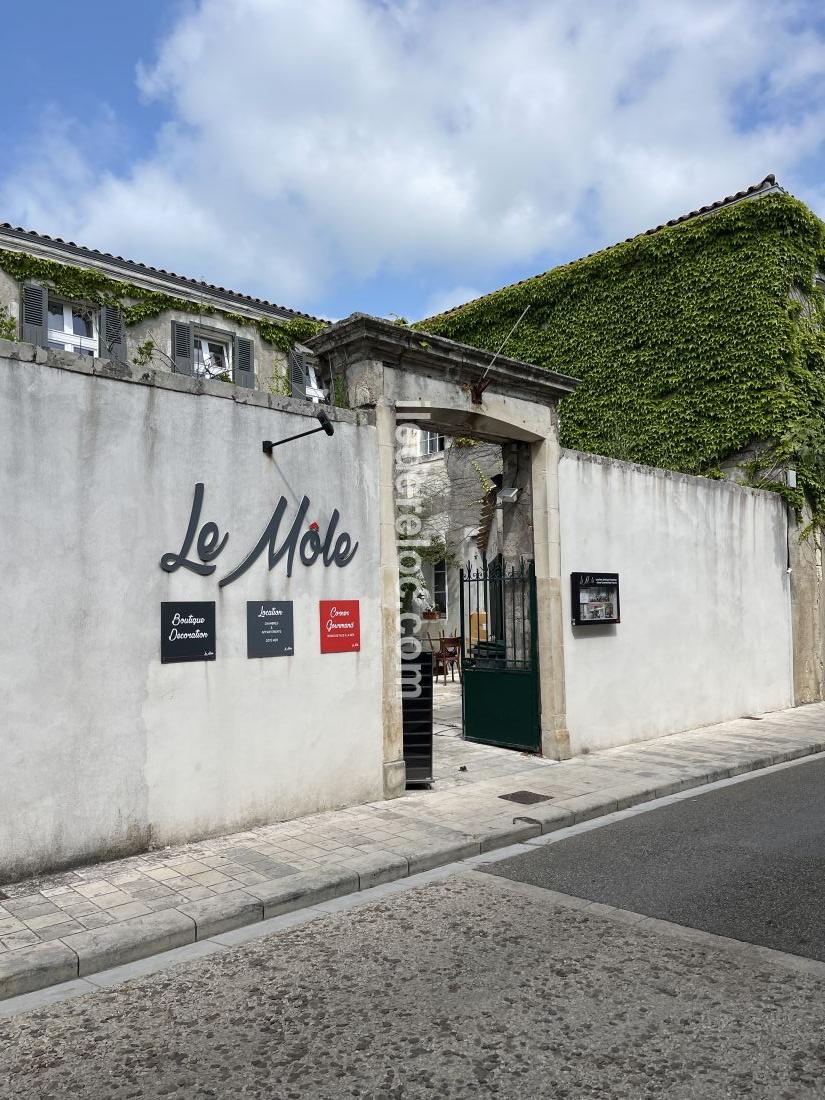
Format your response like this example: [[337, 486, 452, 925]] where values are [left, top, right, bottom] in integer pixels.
[[2, 702, 825, 999]]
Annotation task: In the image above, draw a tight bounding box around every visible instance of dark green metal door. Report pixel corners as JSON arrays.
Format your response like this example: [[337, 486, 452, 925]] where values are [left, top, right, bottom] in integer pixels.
[[459, 559, 540, 752]]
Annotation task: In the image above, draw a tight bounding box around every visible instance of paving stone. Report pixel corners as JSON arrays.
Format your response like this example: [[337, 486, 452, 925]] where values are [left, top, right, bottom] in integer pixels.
[[0, 930, 40, 951], [93, 891, 136, 910], [62, 910, 196, 977], [104, 900, 153, 923], [2, 898, 58, 918], [189, 870, 230, 888], [73, 881, 115, 899], [166, 860, 209, 876], [142, 898, 182, 913], [177, 885, 217, 902], [37, 922, 84, 941], [21, 912, 77, 932], [76, 915, 115, 931], [143, 867, 184, 882]]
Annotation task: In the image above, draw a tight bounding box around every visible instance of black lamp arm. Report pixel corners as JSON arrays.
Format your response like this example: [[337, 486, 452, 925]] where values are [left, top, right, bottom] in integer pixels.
[[262, 410, 335, 454]]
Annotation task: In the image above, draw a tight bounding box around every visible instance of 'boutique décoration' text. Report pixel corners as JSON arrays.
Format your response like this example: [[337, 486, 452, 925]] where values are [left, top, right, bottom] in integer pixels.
[[160, 483, 358, 586]]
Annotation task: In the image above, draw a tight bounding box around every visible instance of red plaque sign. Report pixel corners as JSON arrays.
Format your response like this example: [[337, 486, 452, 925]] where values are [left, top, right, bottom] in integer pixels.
[[320, 600, 361, 653]]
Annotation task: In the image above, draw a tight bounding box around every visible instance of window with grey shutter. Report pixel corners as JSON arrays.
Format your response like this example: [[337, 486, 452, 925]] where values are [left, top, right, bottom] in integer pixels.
[[289, 347, 308, 398], [21, 282, 48, 347], [171, 320, 194, 375], [100, 305, 127, 363], [234, 335, 254, 388]]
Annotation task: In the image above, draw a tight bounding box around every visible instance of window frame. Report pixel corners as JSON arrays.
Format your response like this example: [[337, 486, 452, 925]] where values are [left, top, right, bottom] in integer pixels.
[[193, 326, 233, 380], [419, 430, 445, 456], [47, 298, 98, 358], [432, 558, 448, 617]]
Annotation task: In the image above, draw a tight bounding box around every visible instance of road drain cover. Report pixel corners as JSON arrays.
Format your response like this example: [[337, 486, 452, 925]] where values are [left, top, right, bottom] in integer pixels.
[[499, 790, 551, 805]]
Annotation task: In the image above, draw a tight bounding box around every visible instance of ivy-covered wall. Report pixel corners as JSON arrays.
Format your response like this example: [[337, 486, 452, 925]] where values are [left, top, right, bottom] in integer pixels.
[[0, 247, 326, 394], [419, 193, 825, 527]]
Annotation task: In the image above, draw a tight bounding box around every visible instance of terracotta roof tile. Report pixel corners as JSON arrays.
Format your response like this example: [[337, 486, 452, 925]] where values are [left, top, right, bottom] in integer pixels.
[[0, 222, 324, 322]]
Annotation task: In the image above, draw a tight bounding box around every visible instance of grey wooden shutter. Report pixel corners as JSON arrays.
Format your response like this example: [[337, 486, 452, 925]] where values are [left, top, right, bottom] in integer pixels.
[[21, 281, 48, 347], [234, 335, 254, 388], [100, 305, 127, 363], [289, 347, 308, 398], [171, 320, 194, 375]]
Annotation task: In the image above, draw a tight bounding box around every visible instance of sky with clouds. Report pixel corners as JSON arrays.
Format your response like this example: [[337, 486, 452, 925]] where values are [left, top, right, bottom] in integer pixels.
[[3, 0, 825, 321]]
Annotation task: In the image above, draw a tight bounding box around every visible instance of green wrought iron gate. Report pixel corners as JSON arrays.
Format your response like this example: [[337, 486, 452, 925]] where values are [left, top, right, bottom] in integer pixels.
[[459, 558, 541, 752]]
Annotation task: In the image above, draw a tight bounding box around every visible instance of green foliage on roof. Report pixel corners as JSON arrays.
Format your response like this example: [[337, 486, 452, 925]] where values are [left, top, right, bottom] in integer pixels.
[[418, 193, 825, 529], [0, 248, 326, 352]]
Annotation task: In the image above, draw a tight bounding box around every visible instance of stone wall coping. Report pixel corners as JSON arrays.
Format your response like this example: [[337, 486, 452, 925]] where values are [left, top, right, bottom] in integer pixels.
[[0, 338, 370, 427], [560, 446, 785, 503]]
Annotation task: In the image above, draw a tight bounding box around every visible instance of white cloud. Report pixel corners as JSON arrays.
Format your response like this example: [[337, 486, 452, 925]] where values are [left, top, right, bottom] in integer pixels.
[[2, 0, 824, 316], [420, 286, 487, 319]]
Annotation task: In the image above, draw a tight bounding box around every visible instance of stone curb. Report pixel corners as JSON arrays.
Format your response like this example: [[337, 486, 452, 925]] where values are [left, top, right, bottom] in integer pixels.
[[63, 910, 197, 978], [2, 739, 824, 1001]]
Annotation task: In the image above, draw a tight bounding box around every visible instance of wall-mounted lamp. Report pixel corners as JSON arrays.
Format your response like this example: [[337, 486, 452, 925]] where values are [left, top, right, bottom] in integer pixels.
[[496, 487, 520, 507], [263, 410, 335, 454]]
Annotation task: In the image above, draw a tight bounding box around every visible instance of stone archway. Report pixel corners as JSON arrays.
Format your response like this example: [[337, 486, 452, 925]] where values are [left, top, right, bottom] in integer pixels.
[[307, 314, 580, 795]]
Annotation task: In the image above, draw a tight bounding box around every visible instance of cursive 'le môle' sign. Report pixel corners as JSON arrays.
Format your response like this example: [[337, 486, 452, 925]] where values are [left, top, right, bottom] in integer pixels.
[[160, 483, 358, 587], [319, 600, 360, 653]]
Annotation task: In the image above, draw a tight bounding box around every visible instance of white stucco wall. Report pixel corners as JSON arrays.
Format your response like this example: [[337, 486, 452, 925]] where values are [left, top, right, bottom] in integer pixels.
[[559, 450, 794, 754], [0, 344, 383, 880]]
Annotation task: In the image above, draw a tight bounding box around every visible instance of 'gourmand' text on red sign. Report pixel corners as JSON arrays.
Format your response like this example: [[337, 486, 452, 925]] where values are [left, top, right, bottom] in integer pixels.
[[319, 600, 360, 653]]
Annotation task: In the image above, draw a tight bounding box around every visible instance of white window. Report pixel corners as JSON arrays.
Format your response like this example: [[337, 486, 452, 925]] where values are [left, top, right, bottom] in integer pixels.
[[419, 430, 445, 456], [48, 300, 97, 357], [305, 360, 325, 403], [194, 333, 232, 378]]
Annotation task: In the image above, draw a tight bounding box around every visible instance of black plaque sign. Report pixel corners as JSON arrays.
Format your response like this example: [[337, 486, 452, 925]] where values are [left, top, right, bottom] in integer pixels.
[[247, 601, 294, 658], [161, 602, 216, 663]]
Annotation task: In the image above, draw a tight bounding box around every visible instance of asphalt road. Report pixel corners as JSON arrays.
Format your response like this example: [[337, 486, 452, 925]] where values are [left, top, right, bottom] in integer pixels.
[[487, 756, 825, 960], [2, 867, 825, 1098]]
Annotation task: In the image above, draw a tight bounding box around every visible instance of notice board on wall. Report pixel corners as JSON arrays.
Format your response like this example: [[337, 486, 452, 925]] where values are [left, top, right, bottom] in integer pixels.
[[319, 600, 360, 653], [570, 573, 620, 626]]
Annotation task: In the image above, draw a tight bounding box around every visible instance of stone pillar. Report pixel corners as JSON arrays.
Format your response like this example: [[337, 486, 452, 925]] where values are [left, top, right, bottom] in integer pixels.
[[340, 356, 406, 798], [789, 507, 825, 704], [499, 442, 534, 567], [530, 421, 571, 760], [375, 398, 406, 797]]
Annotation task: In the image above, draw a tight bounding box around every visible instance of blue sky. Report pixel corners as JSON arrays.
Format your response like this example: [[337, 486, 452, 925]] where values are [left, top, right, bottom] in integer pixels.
[[3, 0, 825, 321]]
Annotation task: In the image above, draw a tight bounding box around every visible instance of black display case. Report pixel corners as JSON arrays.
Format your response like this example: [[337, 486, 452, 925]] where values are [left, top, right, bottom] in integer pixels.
[[570, 573, 620, 626]]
